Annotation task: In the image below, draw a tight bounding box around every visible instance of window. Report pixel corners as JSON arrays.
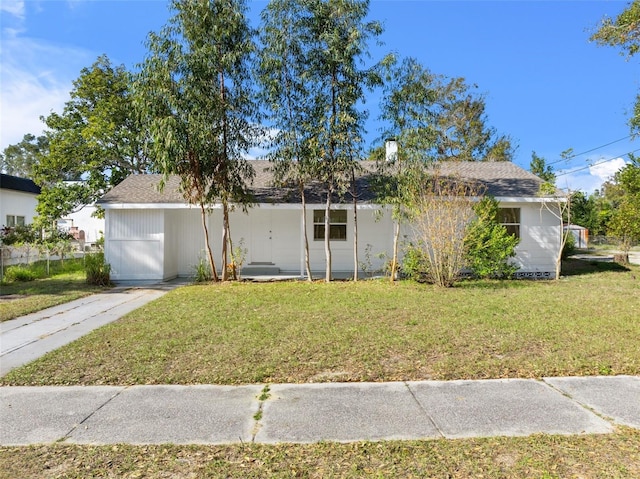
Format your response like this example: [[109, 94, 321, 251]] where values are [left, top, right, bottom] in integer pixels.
[[498, 208, 520, 238], [5, 215, 25, 227], [313, 209, 347, 241]]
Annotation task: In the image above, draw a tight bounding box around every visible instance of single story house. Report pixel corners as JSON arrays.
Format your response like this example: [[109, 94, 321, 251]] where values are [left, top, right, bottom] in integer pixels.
[[98, 160, 563, 282], [0, 174, 41, 229]]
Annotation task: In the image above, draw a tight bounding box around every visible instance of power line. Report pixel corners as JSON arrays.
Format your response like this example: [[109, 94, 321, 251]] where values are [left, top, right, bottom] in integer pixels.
[[546, 135, 634, 168], [555, 147, 640, 178]]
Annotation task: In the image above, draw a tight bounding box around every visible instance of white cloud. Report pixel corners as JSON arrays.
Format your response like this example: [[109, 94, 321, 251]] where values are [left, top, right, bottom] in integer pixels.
[[0, 27, 91, 150], [589, 157, 627, 183], [0, 0, 25, 19], [556, 157, 628, 194]]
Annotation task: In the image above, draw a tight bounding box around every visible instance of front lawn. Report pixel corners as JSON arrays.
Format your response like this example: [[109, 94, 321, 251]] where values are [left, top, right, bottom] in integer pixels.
[[0, 259, 109, 322], [3, 259, 638, 386]]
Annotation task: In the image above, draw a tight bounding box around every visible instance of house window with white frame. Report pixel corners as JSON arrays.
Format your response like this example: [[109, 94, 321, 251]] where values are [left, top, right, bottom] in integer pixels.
[[498, 208, 520, 238], [5, 215, 26, 227], [313, 209, 347, 241]]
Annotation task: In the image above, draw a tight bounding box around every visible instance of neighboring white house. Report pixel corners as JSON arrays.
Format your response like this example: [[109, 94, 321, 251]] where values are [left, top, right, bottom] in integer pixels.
[[98, 160, 563, 283], [57, 205, 105, 247], [0, 174, 41, 229]]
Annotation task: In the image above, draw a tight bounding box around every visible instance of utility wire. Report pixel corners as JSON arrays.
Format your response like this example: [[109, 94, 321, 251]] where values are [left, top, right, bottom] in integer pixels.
[[555, 147, 640, 178], [546, 135, 634, 168]]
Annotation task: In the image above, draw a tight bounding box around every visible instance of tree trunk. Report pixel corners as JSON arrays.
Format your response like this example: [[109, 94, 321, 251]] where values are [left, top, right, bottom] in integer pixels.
[[325, 192, 332, 282], [390, 219, 400, 282], [227, 215, 237, 280], [221, 201, 230, 281], [300, 181, 313, 281], [352, 171, 359, 281], [200, 202, 218, 281]]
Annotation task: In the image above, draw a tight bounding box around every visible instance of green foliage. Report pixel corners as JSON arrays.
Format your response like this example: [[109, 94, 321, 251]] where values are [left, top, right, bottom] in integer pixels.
[[136, 0, 261, 281], [37, 55, 151, 208], [1, 258, 85, 284], [34, 183, 91, 232], [0, 224, 39, 245], [529, 151, 556, 183], [592, 1, 640, 135], [3, 265, 38, 282], [591, 0, 640, 58], [570, 191, 607, 236], [85, 253, 111, 286], [400, 244, 429, 282], [561, 229, 577, 260], [603, 155, 640, 252], [192, 255, 212, 283], [0, 133, 48, 178], [257, 0, 383, 281], [378, 55, 514, 163], [464, 196, 520, 279]]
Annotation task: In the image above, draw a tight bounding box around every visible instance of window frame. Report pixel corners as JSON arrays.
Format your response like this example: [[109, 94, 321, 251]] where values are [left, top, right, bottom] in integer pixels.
[[5, 215, 26, 227], [498, 207, 520, 238], [313, 209, 348, 241]]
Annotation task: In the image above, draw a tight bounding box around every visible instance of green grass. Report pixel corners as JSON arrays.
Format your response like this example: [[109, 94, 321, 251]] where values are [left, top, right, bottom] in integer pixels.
[[0, 258, 109, 322], [1, 429, 639, 478], [2, 259, 638, 386]]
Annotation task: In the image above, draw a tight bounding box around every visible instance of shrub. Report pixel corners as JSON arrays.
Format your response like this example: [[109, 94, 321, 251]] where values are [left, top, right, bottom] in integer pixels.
[[561, 229, 577, 260], [85, 253, 111, 286], [464, 196, 520, 279], [193, 256, 212, 283], [401, 244, 430, 282], [3, 265, 38, 283]]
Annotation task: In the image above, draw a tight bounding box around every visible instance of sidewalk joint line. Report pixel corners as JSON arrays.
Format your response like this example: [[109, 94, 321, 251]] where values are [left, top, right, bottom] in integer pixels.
[[403, 381, 445, 438], [250, 384, 271, 442], [59, 386, 129, 443], [541, 378, 617, 426]]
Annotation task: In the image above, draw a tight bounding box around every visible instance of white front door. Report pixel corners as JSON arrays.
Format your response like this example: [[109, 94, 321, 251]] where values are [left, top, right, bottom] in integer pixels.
[[251, 210, 273, 264]]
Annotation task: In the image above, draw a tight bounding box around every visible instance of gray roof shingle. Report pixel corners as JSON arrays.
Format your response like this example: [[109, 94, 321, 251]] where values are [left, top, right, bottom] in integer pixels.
[[98, 160, 555, 206]]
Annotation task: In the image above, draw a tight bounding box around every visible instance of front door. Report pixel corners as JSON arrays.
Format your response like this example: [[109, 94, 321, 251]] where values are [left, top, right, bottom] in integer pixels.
[[251, 210, 272, 264]]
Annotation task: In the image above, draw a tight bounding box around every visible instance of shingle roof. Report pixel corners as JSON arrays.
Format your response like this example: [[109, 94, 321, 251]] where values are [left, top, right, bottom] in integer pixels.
[[0, 174, 41, 194], [98, 160, 554, 206]]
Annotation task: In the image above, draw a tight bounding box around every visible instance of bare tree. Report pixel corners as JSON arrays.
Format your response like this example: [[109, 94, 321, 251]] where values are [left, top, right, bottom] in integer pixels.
[[539, 182, 572, 280], [409, 172, 480, 287]]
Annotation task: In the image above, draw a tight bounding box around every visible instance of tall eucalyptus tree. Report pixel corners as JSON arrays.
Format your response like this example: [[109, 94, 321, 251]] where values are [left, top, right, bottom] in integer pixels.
[[135, 0, 261, 281], [260, 0, 380, 281], [308, 0, 382, 282], [258, 0, 315, 280]]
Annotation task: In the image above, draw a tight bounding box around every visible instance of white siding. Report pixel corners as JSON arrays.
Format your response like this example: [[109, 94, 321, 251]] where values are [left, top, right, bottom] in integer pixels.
[[105, 210, 164, 281], [104, 200, 560, 282], [163, 208, 201, 278], [0, 190, 38, 227], [305, 206, 393, 274], [513, 202, 560, 276]]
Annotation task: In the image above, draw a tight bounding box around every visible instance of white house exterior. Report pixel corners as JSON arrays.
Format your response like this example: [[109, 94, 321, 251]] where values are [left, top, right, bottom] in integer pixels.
[[0, 174, 41, 229], [57, 205, 105, 246], [98, 161, 563, 282]]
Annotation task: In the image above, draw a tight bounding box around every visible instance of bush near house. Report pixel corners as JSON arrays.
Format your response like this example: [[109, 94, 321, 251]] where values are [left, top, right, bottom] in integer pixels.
[[84, 252, 111, 286]]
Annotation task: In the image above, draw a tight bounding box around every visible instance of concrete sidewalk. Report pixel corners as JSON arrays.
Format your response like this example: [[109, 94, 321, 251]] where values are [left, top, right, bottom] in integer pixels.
[[1, 376, 638, 445]]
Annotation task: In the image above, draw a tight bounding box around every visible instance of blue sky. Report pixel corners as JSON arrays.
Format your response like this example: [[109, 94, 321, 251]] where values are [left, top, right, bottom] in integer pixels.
[[1, 0, 638, 193]]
